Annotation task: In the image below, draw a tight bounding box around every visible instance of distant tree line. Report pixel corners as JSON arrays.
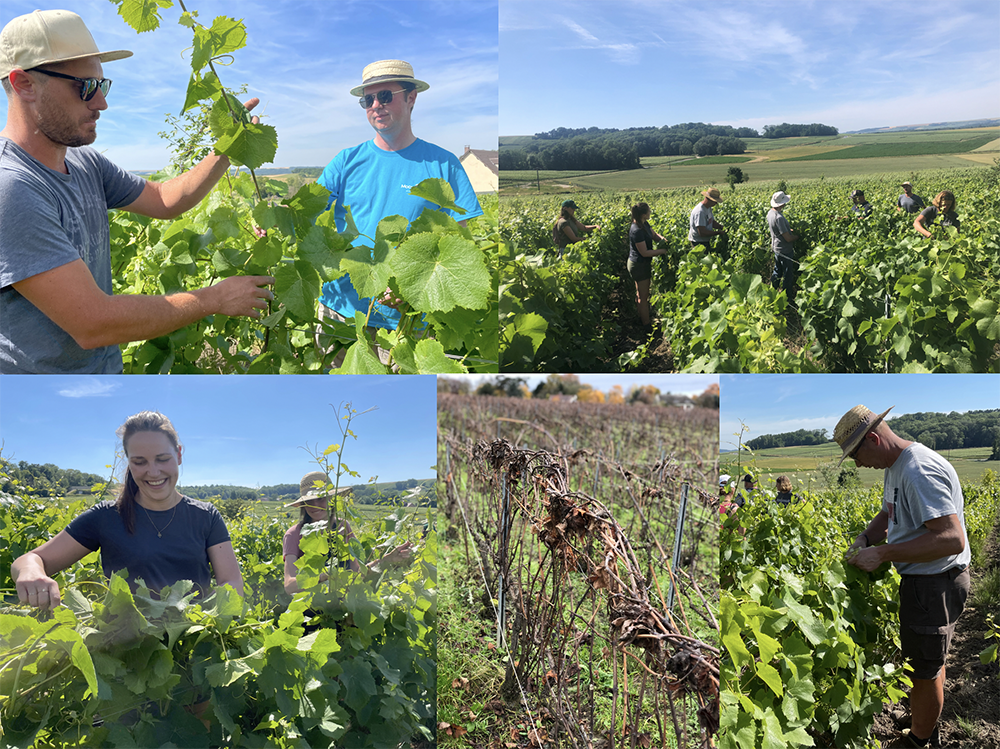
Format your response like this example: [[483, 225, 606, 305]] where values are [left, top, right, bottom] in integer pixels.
[[761, 123, 839, 138], [746, 429, 830, 450], [1, 460, 106, 497], [745, 410, 999, 455]]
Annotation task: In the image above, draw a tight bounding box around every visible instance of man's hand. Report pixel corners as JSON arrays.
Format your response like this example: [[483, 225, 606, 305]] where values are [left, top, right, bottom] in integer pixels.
[[846, 544, 883, 572], [242, 97, 261, 125], [207, 275, 275, 318], [380, 540, 415, 568]]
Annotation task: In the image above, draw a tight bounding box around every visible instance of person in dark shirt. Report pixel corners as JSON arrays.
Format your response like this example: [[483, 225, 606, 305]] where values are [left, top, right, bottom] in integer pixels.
[[774, 475, 795, 505], [627, 201, 668, 330], [850, 189, 873, 217], [11, 411, 243, 608], [551, 200, 600, 258], [914, 191, 960, 238], [895, 182, 926, 214]]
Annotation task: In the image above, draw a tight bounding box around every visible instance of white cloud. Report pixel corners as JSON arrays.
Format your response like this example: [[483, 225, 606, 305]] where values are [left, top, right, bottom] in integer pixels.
[[57, 380, 121, 398]]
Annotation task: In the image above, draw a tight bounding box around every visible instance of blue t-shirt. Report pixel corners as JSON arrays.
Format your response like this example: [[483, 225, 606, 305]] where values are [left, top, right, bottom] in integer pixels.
[[316, 138, 484, 328], [0, 139, 146, 373], [65, 497, 231, 596]]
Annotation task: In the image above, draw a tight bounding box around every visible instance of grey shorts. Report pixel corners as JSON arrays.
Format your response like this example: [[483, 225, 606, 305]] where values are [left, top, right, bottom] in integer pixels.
[[899, 566, 969, 680], [627, 257, 652, 282]]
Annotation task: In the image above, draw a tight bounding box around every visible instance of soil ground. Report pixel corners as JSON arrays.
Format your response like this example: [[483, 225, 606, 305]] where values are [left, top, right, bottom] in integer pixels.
[[870, 519, 1000, 748], [600, 277, 674, 372]]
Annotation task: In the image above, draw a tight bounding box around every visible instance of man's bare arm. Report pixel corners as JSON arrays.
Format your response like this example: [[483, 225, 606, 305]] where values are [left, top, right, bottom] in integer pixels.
[[13, 259, 273, 350]]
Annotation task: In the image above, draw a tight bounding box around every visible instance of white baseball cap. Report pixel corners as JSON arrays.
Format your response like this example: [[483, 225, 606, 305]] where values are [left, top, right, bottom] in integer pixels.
[[1, 10, 132, 80]]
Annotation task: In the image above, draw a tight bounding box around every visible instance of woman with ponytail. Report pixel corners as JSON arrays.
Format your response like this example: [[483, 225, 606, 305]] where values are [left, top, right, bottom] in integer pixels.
[[11, 411, 243, 609]]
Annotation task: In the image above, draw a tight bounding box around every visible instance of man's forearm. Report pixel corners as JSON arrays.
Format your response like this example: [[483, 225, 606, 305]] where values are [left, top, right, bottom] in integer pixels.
[[874, 528, 964, 565], [76, 287, 218, 349], [155, 154, 231, 219]]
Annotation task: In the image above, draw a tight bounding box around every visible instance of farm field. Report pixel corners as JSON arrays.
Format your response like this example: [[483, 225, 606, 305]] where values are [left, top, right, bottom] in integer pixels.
[[720, 445, 998, 491], [437, 395, 720, 748], [499, 165, 1000, 373], [720, 471, 1000, 749]]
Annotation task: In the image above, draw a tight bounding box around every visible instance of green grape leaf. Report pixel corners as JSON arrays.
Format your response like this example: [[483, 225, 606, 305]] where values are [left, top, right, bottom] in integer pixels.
[[391, 233, 491, 313], [283, 182, 335, 239], [214, 122, 278, 171], [409, 178, 464, 214], [275, 260, 321, 321], [341, 241, 394, 300], [297, 225, 350, 283], [181, 71, 222, 114], [116, 0, 172, 33], [332, 315, 390, 374], [412, 338, 466, 373], [191, 16, 247, 73]]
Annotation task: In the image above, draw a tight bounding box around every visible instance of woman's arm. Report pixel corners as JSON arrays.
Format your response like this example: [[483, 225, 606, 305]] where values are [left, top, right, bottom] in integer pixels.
[[633, 240, 666, 259], [207, 541, 245, 597], [12, 531, 93, 609], [914, 212, 932, 238]]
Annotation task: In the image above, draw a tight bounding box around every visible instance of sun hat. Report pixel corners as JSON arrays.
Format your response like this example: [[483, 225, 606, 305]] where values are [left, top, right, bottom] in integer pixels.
[[770, 191, 791, 209], [834, 405, 894, 466], [718, 474, 731, 488], [0, 10, 132, 80], [283, 471, 351, 508], [349, 59, 429, 97], [702, 188, 724, 203], [900, 181, 912, 187]]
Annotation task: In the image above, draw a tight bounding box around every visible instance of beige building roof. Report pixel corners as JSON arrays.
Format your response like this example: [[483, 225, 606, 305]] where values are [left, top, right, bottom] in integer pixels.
[[459, 146, 499, 194]]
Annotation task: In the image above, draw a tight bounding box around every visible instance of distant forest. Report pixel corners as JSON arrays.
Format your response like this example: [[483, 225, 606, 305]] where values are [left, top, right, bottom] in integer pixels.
[[499, 121, 838, 172], [745, 410, 999, 453]]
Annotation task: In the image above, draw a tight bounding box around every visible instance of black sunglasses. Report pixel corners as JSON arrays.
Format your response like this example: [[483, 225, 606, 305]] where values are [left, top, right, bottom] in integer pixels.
[[358, 88, 408, 109], [30, 68, 112, 101]]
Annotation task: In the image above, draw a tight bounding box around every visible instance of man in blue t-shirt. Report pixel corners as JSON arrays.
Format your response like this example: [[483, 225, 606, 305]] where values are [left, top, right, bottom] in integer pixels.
[[0, 10, 274, 374], [895, 182, 926, 214], [315, 59, 483, 366]]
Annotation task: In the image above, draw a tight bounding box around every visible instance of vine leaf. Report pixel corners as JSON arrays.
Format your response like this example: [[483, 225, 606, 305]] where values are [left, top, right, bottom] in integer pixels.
[[409, 178, 465, 215], [114, 0, 172, 33], [191, 16, 247, 73], [274, 261, 321, 321], [391, 233, 490, 313], [214, 122, 278, 170]]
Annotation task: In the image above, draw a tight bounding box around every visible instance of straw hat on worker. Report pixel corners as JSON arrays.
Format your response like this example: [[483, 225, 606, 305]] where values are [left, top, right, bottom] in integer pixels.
[[349, 59, 429, 97], [833, 405, 894, 466], [283, 471, 351, 508]]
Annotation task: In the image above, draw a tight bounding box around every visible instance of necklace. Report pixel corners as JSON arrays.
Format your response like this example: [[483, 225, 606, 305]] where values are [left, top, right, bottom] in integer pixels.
[[142, 503, 178, 538]]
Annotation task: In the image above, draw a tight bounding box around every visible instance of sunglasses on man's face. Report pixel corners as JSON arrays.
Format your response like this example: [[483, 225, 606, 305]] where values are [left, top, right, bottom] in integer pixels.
[[358, 88, 407, 109], [30, 68, 112, 101]]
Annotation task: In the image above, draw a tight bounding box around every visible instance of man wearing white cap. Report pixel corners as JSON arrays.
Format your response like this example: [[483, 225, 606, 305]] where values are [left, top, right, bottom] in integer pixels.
[[766, 191, 797, 301], [0, 10, 274, 374], [895, 182, 926, 214], [837, 405, 970, 748], [314, 59, 483, 365]]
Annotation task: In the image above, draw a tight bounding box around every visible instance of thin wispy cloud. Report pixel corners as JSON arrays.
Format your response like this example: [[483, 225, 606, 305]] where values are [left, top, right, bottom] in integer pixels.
[[57, 381, 121, 399]]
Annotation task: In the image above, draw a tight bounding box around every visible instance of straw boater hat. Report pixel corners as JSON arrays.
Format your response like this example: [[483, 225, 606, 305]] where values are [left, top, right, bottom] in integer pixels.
[[283, 471, 351, 508], [702, 188, 723, 203], [834, 405, 894, 466], [349, 59, 429, 97], [0, 10, 132, 80]]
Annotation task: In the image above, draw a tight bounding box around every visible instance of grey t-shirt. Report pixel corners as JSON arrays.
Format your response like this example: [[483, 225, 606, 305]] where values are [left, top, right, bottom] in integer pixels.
[[65, 496, 231, 596], [688, 202, 715, 243], [766, 208, 794, 256], [0, 139, 146, 373], [882, 443, 971, 575], [896, 192, 926, 213]]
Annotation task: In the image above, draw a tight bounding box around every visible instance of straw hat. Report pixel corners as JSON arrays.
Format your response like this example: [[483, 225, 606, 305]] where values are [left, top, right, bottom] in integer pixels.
[[283, 471, 350, 508], [834, 405, 894, 466], [349, 59, 429, 97], [1, 10, 132, 80], [702, 188, 724, 203]]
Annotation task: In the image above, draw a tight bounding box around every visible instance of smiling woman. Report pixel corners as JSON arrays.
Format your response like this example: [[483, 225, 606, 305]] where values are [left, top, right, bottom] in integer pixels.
[[9, 410, 244, 608]]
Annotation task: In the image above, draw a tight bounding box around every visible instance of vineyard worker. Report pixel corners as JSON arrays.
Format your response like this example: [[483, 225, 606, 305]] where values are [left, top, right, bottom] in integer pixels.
[[314, 59, 483, 366], [895, 181, 926, 214], [766, 191, 797, 301], [914, 190, 960, 239], [850, 189, 873, 217], [774, 475, 795, 506], [0, 10, 275, 375], [11, 411, 245, 611], [627, 201, 668, 330], [839, 404, 970, 749], [688, 188, 727, 255], [552, 199, 600, 258], [282, 471, 414, 594]]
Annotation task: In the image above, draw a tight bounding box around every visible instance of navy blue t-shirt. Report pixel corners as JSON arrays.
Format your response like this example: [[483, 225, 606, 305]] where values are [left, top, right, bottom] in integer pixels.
[[65, 496, 230, 595]]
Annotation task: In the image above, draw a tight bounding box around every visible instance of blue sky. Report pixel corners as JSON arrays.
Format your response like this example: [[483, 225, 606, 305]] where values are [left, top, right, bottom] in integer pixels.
[[0, 375, 438, 487], [720, 374, 1000, 451], [1, 0, 498, 170], [500, 0, 1000, 135]]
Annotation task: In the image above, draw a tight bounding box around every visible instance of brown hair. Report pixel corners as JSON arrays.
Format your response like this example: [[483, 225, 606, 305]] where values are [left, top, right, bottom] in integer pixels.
[[932, 190, 955, 211], [775, 475, 792, 492], [631, 202, 650, 222], [115, 411, 181, 534]]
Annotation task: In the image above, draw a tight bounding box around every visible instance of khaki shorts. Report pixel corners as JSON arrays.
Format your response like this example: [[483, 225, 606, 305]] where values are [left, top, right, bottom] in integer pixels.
[[899, 566, 969, 680], [315, 303, 392, 370]]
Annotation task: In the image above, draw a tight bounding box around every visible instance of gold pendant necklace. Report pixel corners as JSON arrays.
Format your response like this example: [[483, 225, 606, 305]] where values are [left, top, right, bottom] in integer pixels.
[[143, 502, 178, 538]]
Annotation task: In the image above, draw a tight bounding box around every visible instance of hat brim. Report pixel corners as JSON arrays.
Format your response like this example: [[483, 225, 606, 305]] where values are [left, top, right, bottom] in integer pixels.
[[702, 192, 723, 203], [282, 485, 351, 508], [2, 49, 133, 79], [837, 406, 894, 465], [350, 76, 430, 97], [770, 198, 791, 208]]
